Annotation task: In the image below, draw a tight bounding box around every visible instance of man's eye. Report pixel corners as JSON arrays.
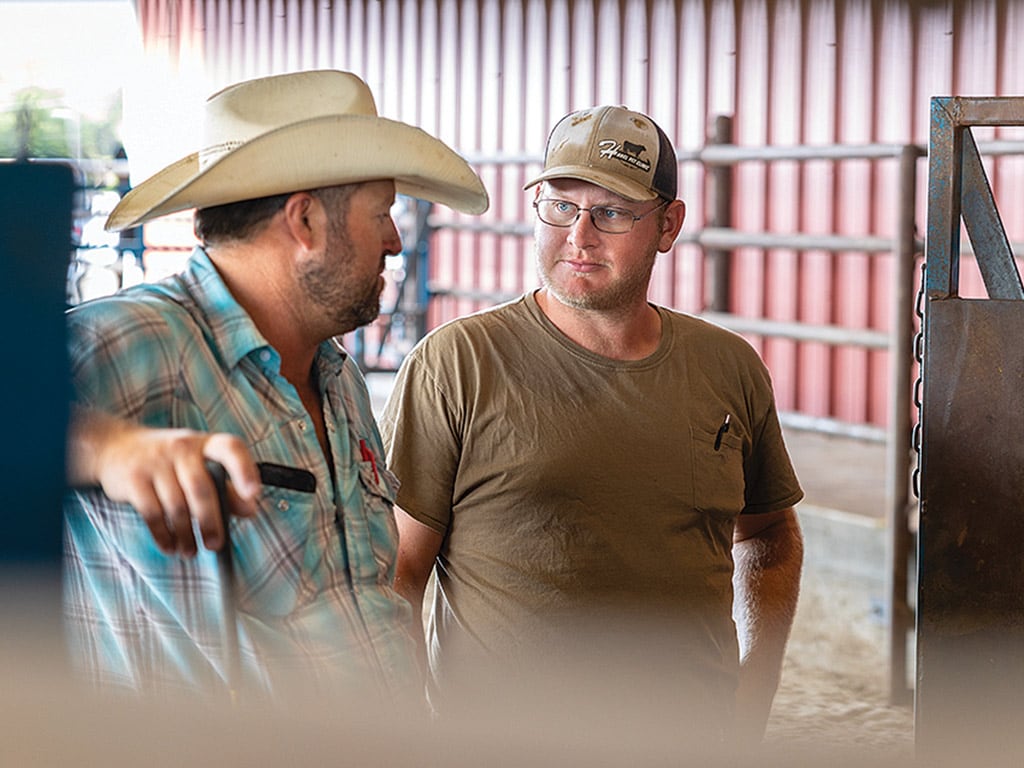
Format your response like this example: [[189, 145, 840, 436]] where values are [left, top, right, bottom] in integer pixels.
[[596, 207, 627, 221], [552, 201, 575, 214]]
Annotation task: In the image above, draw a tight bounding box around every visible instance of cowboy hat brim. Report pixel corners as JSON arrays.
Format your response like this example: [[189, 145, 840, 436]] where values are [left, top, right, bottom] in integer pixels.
[[106, 114, 489, 232]]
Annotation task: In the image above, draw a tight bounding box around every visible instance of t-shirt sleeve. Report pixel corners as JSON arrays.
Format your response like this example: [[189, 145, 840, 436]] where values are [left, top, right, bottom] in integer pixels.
[[741, 365, 804, 515], [379, 343, 462, 535]]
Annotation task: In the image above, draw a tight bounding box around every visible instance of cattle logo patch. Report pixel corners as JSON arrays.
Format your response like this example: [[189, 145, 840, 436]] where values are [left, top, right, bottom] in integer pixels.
[[597, 138, 652, 173]]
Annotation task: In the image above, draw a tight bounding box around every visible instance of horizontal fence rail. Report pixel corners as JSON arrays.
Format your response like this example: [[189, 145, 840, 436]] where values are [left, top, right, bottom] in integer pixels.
[[428, 138, 1023, 392]]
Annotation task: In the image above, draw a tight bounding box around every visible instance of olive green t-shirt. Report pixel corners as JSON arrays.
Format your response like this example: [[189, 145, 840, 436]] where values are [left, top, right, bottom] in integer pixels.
[[380, 292, 803, 721]]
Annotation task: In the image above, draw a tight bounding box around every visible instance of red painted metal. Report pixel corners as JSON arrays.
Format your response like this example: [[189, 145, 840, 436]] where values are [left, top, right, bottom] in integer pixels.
[[129, 0, 1024, 431]]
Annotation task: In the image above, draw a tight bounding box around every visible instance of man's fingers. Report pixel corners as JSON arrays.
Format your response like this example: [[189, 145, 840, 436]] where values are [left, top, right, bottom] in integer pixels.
[[126, 480, 178, 555], [87, 420, 260, 556], [203, 433, 260, 517], [150, 467, 200, 557], [173, 453, 230, 553]]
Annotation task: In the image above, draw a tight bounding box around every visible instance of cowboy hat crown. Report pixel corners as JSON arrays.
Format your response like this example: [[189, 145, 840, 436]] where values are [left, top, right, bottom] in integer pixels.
[[106, 70, 489, 232]]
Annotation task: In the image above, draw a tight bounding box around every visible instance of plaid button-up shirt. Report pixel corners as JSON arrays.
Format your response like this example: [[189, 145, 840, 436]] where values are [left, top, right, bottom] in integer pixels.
[[63, 248, 418, 703]]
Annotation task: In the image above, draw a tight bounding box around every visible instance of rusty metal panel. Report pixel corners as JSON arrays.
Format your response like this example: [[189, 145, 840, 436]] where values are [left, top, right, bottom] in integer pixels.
[[916, 298, 1024, 757], [917, 94, 1024, 758]]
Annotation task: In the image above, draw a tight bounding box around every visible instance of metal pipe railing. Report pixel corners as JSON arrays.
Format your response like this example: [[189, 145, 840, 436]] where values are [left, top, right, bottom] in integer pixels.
[[458, 138, 1023, 166], [885, 144, 925, 706]]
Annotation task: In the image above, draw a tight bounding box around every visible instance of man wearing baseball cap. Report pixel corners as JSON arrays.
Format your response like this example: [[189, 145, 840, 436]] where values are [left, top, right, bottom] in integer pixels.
[[64, 70, 487, 704], [381, 105, 804, 748]]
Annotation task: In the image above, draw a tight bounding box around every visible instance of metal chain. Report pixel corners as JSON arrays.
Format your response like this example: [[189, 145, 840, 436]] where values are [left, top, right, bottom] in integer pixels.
[[911, 258, 927, 499]]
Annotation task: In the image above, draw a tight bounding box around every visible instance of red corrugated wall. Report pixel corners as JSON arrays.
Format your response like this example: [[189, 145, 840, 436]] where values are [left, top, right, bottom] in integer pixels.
[[131, 0, 1024, 432]]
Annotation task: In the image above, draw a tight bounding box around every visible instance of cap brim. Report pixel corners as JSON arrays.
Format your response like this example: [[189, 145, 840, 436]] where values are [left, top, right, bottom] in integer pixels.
[[523, 165, 659, 203], [106, 114, 489, 232]]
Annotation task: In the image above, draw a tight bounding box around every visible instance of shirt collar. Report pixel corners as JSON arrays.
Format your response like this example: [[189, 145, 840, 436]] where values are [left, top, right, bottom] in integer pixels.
[[180, 247, 273, 370], [181, 247, 350, 376]]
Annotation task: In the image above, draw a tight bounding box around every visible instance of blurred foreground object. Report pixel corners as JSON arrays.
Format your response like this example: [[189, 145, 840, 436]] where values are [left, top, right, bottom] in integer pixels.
[[0, 159, 73, 682]]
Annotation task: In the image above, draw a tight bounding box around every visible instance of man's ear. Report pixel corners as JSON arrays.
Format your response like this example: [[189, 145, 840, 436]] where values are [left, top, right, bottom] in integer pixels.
[[281, 192, 319, 249], [658, 199, 686, 253]]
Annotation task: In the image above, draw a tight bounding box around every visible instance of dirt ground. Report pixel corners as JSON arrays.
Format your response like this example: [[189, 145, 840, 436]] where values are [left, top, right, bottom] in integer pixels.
[[766, 428, 919, 761], [764, 565, 915, 761]]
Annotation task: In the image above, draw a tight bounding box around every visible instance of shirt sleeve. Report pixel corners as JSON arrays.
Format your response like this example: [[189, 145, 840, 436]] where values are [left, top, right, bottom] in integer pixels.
[[66, 295, 192, 423], [379, 342, 463, 535], [740, 368, 804, 515]]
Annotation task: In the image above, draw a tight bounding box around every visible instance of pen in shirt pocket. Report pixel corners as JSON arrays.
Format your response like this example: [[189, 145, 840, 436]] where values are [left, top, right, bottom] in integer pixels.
[[359, 439, 381, 484], [713, 413, 731, 451]]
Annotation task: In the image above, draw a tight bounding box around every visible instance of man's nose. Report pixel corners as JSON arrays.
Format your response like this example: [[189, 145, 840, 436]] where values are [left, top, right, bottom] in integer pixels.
[[566, 209, 600, 247], [384, 218, 402, 255]]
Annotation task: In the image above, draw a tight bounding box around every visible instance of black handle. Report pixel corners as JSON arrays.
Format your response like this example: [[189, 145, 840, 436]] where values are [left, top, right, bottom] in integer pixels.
[[206, 460, 241, 700], [257, 462, 316, 493]]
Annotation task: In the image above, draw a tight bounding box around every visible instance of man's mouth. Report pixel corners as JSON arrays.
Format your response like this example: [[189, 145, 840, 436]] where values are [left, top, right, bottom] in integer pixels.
[[562, 259, 603, 273]]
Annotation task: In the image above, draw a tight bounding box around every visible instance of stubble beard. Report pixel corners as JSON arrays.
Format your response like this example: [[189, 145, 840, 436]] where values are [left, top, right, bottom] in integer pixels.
[[300, 226, 383, 337], [536, 245, 657, 312]]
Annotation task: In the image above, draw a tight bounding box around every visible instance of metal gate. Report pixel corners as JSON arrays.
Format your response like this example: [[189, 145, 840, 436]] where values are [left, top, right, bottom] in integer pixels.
[[916, 96, 1024, 761]]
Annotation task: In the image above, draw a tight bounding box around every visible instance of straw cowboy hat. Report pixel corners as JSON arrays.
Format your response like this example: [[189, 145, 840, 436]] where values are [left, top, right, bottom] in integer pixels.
[[105, 70, 489, 232]]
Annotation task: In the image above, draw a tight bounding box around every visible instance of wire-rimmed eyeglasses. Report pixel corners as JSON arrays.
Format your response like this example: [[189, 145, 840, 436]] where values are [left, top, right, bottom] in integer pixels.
[[533, 198, 669, 234]]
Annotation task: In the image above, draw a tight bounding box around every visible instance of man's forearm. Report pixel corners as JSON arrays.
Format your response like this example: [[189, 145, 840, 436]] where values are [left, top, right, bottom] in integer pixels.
[[731, 510, 804, 740], [65, 406, 126, 487]]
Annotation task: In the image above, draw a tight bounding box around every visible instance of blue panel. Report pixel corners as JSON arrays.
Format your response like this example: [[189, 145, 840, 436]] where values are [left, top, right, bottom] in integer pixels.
[[0, 161, 73, 566]]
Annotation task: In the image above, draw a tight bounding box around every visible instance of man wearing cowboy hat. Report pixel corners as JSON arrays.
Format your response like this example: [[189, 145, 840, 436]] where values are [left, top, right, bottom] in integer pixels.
[[64, 70, 487, 702]]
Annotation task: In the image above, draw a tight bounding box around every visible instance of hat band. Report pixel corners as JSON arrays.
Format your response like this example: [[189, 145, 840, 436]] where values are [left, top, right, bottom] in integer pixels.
[[198, 140, 244, 171]]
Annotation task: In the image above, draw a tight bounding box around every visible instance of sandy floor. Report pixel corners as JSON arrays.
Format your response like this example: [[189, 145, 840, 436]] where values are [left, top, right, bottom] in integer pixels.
[[764, 566, 915, 761]]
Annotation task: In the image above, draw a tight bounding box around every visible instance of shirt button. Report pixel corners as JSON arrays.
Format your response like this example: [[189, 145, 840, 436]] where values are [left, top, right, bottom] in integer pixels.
[[277, 499, 290, 512], [259, 350, 271, 362], [298, 420, 307, 431]]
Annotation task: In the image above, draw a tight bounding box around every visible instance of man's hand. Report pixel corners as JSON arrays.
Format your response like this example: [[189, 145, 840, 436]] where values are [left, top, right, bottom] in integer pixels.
[[67, 408, 261, 557]]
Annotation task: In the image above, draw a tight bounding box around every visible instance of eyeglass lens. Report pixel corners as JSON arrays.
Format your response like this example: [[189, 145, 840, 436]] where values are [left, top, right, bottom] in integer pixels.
[[534, 199, 664, 234]]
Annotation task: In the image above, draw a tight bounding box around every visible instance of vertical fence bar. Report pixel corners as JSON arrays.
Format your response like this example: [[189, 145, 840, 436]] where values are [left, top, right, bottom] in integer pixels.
[[924, 98, 961, 300], [707, 115, 733, 311], [886, 143, 921, 706]]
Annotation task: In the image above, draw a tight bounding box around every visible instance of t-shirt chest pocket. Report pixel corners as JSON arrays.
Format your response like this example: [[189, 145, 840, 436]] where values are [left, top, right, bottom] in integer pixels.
[[690, 419, 746, 518]]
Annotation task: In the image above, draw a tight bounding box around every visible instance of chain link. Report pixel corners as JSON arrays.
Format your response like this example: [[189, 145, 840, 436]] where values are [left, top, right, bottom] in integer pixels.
[[911, 259, 927, 499]]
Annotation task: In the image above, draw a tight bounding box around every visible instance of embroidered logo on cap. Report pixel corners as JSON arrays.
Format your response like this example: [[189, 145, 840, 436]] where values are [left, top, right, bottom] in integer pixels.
[[597, 139, 652, 173]]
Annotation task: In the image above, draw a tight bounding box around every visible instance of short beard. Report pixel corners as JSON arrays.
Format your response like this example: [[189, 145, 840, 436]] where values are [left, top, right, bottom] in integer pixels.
[[536, 248, 656, 312], [299, 256, 381, 336], [299, 198, 383, 337]]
